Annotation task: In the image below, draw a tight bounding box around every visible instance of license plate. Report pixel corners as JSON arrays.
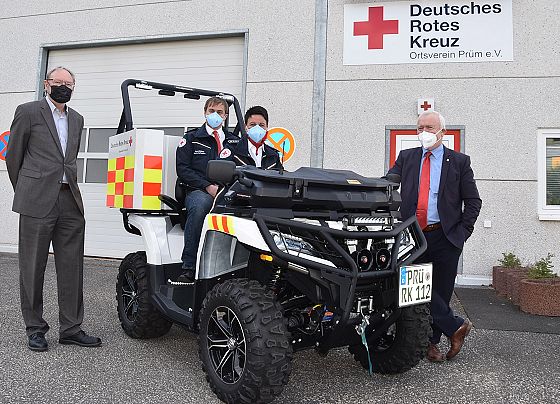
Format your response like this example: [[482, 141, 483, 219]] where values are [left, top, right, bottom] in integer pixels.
[[398, 263, 433, 307]]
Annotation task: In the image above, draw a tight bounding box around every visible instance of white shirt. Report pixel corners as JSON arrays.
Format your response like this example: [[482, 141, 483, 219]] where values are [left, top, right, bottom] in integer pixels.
[[46, 96, 68, 182], [248, 141, 263, 168]]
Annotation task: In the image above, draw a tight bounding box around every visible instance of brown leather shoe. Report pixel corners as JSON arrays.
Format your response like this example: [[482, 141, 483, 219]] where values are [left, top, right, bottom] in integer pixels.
[[427, 343, 445, 362], [447, 319, 473, 359]]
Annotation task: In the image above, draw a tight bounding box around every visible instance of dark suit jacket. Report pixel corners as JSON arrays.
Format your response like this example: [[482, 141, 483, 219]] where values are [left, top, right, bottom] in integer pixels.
[[6, 98, 85, 218], [388, 146, 482, 249]]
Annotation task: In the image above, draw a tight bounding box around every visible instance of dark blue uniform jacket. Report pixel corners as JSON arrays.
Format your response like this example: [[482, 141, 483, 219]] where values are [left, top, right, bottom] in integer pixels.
[[176, 124, 240, 190], [220, 135, 283, 171]]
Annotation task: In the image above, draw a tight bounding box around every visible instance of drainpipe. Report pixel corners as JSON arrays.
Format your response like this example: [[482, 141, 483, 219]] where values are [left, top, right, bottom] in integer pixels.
[[310, 0, 328, 168]]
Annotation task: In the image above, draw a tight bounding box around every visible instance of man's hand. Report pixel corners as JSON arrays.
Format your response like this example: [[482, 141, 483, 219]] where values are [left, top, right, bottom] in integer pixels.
[[205, 184, 219, 198]]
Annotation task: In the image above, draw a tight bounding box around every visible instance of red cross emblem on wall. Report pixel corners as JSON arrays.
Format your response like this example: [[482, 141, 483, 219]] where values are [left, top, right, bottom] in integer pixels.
[[417, 99, 435, 115], [353, 6, 399, 50]]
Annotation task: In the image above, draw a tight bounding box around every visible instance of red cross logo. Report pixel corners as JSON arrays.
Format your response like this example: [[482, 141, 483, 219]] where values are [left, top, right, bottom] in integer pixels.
[[353, 6, 399, 50], [420, 101, 432, 111]]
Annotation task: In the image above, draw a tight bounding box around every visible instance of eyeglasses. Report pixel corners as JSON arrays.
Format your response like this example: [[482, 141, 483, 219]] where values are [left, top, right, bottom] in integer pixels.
[[46, 78, 75, 89]]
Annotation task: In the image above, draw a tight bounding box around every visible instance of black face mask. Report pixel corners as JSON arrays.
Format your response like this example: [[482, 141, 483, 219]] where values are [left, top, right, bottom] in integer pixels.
[[48, 85, 73, 104]]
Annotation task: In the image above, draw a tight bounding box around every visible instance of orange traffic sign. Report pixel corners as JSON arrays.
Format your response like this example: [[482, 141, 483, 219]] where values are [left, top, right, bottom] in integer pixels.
[[265, 127, 295, 163], [0, 131, 9, 161]]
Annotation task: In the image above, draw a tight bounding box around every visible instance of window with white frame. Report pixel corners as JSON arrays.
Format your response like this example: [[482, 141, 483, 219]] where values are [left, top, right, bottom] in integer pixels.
[[538, 129, 560, 220]]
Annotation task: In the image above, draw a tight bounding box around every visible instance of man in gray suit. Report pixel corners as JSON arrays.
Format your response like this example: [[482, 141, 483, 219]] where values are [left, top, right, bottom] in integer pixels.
[[6, 66, 101, 351]]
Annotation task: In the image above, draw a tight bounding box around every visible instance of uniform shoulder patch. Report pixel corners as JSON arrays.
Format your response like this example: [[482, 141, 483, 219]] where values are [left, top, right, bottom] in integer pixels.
[[178, 138, 187, 148], [219, 148, 232, 159]]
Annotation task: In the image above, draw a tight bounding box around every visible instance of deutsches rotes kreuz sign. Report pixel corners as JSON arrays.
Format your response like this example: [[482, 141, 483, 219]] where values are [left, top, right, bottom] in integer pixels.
[[344, 1, 513, 65]]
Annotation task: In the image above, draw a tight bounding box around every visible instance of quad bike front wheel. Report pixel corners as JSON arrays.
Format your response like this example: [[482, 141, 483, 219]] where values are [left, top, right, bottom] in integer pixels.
[[199, 279, 293, 404], [116, 251, 172, 338], [348, 303, 431, 374]]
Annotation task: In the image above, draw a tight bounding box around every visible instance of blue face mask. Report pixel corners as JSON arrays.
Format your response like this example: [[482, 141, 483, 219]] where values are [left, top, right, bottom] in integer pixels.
[[247, 125, 267, 143], [206, 112, 223, 129]]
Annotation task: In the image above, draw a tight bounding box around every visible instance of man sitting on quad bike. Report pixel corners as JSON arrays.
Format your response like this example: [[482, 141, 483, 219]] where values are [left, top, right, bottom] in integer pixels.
[[219, 105, 283, 171], [175, 96, 240, 282]]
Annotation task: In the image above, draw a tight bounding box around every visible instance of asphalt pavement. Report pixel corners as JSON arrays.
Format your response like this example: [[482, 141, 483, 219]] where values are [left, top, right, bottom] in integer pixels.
[[1, 252, 559, 404]]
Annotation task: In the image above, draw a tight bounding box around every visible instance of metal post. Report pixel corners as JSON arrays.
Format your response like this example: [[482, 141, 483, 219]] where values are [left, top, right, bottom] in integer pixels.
[[310, 0, 328, 168]]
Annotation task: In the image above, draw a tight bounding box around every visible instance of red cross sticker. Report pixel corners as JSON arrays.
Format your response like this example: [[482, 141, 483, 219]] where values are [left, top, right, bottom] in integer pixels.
[[353, 6, 399, 50], [418, 99, 435, 115], [420, 101, 432, 111]]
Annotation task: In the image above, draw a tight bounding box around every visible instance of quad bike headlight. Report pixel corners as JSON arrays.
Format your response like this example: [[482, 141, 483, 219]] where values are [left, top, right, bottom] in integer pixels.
[[270, 231, 316, 257]]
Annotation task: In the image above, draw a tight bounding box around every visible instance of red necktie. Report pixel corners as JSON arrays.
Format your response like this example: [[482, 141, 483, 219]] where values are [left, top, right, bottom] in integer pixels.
[[212, 130, 222, 153], [249, 137, 265, 156], [416, 151, 432, 229]]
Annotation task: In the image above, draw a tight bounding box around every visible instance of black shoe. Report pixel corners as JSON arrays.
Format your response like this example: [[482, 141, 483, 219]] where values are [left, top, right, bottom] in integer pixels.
[[59, 330, 102, 347], [28, 332, 48, 352], [176, 268, 195, 283]]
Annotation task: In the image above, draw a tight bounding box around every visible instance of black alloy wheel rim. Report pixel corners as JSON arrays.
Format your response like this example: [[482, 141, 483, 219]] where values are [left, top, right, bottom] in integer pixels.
[[121, 269, 139, 322], [207, 306, 247, 384]]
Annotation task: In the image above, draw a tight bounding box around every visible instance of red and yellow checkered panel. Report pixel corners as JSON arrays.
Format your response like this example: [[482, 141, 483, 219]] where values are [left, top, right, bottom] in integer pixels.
[[106, 155, 162, 210], [107, 156, 135, 208]]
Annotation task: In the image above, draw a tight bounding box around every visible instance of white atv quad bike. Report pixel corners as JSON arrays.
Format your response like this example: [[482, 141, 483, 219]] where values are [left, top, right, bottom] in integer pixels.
[[114, 80, 433, 404]]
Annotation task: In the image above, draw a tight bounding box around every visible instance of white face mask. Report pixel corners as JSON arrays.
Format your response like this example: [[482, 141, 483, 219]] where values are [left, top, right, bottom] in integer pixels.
[[418, 129, 441, 149]]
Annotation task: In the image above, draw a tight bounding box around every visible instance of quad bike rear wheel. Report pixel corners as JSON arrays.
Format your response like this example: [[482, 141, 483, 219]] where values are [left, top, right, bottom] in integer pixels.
[[348, 303, 431, 374], [199, 279, 293, 404], [116, 251, 172, 338]]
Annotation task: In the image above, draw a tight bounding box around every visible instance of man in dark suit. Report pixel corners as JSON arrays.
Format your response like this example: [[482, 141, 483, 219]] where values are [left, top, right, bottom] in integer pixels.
[[387, 111, 481, 362], [6, 66, 101, 351]]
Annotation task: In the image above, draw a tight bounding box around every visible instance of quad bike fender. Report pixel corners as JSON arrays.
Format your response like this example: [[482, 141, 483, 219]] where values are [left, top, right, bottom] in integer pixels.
[[196, 214, 271, 280], [128, 214, 183, 265], [198, 214, 270, 253]]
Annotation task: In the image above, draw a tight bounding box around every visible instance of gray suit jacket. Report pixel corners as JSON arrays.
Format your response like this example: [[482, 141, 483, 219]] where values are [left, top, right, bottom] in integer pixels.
[[6, 98, 85, 218]]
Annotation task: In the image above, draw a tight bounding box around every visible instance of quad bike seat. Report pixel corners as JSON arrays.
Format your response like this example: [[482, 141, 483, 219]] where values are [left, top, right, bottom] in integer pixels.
[[157, 179, 193, 229]]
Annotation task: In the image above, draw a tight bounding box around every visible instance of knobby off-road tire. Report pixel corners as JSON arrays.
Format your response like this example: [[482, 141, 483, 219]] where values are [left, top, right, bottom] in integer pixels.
[[348, 303, 431, 374], [116, 251, 172, 338], [199, 279, 293, 404]]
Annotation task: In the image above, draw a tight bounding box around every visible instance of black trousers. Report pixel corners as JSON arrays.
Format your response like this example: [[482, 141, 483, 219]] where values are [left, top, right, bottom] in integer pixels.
[[19, 187, 85, 338], [416, 227, 464, 344]]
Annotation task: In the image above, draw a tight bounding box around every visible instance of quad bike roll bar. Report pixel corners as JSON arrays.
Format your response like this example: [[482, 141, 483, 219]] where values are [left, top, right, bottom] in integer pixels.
[[116, 78, 246, 137]]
